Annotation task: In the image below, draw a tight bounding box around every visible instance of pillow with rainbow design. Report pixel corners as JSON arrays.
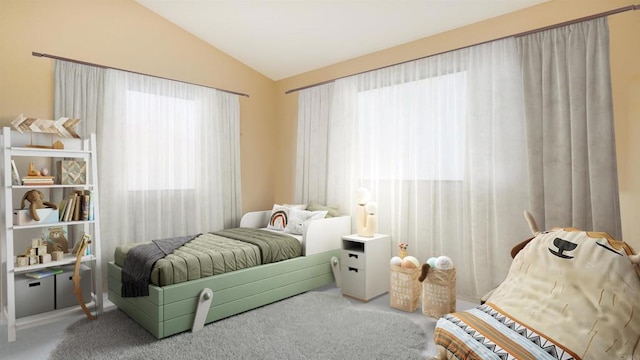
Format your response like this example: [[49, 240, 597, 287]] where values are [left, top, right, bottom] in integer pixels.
[[266, 204, 307, 231]]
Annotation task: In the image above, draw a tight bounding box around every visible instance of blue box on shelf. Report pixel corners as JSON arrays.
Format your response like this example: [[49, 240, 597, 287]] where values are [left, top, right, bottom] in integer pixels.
[[13, 208, 59, 225]]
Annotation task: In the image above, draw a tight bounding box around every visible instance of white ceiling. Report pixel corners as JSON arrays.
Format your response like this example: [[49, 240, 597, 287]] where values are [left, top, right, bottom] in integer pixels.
[[135, 0, 548, 81]]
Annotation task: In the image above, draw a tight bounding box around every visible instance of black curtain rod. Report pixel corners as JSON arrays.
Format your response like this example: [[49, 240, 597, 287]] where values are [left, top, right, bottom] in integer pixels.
[[32, 52, 250, 98], [285, 4, 638, 95]]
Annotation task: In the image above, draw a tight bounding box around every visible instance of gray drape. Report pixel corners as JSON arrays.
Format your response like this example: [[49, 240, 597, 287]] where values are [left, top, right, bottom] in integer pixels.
[[517, 17, 621, 238]]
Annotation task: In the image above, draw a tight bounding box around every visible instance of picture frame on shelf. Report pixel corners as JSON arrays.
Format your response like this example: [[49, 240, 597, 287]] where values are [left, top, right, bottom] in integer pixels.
[[41, 226, 69, 253], [10, 160, 20, 185]]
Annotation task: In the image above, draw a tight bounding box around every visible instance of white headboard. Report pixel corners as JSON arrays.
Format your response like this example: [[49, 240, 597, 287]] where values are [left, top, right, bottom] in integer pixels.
[[240, 210, 351, 256]]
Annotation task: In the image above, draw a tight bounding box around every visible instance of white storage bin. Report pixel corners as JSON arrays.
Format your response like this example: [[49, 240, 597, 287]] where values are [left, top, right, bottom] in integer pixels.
[[55, 265, 91, 309], [13, 208, 59, 225], [15, 274, 55, 317]]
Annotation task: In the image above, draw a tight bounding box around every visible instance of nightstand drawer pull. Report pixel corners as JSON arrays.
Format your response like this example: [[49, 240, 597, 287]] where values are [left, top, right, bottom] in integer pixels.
[[348, 267, 359, 272], [349, 253, 359, 259]]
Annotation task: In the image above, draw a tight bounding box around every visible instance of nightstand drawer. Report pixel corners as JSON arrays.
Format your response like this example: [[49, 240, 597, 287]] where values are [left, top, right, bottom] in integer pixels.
[[341, 266, 366, 299], [341, 250, 365, 269]]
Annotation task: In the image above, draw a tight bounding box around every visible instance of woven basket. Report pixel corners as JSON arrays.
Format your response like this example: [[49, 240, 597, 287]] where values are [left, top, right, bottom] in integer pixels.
[[389, 265, 421, 312], [422, 268, 456, 318]]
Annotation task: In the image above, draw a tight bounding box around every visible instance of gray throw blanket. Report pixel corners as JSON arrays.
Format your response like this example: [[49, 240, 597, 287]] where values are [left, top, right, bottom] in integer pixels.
[[121, 234, 199, 297]]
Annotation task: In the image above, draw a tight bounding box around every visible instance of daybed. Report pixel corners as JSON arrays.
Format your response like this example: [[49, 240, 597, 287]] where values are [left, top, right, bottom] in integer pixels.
[[433, 227, 640, 360], [107, 208, 351, 339]]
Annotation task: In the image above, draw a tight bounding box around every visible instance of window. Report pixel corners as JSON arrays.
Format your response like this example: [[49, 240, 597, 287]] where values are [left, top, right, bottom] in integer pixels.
[[356, 71, 466, 181], [125, 90, 196, 191]]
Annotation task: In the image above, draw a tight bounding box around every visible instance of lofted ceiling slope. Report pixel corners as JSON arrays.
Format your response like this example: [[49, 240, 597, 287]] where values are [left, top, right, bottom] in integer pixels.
[[135, 0, 548, 80]]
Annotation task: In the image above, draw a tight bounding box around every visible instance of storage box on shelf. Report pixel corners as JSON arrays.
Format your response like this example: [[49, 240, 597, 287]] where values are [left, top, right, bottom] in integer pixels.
[[14, 274, 55, 318], [56, 264, 91, 309], [56, 160, 87, 185], [13, 264, 91, 318], [13, 208, 59, 225], [1, 127, 102, 342]]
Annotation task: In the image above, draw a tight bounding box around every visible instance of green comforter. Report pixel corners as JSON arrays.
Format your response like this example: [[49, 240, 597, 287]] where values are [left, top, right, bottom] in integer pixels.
[[212, 228, 302, 263], [116, 228, 302, 287]]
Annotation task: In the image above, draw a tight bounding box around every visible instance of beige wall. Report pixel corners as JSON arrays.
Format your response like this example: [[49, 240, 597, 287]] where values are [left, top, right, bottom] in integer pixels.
[[1, 1, 637, 243], [610, 10, 640, 247], [0, 0, 275, 213], [274, 0, 640, 245]]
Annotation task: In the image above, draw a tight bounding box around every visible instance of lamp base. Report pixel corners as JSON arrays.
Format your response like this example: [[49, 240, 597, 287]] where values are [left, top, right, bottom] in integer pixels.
[[357, 231, 374, 237]]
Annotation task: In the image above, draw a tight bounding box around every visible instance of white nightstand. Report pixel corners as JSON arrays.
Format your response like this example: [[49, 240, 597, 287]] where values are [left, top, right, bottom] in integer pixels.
[[340, 234, 391, 301]]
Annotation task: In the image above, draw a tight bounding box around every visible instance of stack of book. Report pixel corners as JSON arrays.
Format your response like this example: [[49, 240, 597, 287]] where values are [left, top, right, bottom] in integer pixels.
[[22, 175, 54, 186], [59, 190, 94, 222], [25, 267, 64, 279]]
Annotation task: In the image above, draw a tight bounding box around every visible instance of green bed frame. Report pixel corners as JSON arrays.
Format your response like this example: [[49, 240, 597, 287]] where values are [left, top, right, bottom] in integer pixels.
[[107, 249, 339, 338]]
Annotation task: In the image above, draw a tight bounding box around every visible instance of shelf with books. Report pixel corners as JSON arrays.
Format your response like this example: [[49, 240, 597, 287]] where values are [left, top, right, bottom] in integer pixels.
[[1, 127, 103, 342], [58, 190, 95, 222]]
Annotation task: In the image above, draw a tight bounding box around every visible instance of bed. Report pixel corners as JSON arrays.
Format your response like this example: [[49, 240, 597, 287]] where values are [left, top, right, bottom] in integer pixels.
[[433, 227, 640, 360], [107, 207, 351, 339]]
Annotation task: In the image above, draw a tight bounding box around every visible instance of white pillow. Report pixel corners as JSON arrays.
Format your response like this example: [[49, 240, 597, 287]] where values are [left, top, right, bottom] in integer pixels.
[[284, 208, 328, 235], [266, 204, 308, 231], [284, 204, 308, 210]]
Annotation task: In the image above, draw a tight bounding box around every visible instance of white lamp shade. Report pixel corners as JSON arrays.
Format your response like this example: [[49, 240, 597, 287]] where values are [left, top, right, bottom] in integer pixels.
[[365, 201, 378, 215], [355, 187, 371, 205]]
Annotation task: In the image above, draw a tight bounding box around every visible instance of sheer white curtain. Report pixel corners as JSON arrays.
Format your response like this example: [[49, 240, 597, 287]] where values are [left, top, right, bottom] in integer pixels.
[[297, 19, 621, 300], [297, 38, 530, 299], [55, 61, 242, 286], [54, 61, 104, 138], [517, 18, 621, 239], [295, 83, 333, 205]]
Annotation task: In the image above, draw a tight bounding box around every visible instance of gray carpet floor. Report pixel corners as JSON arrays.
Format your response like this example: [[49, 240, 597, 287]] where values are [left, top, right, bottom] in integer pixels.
[[51, 291, 427, 359], [0, 284, 476, 359]]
